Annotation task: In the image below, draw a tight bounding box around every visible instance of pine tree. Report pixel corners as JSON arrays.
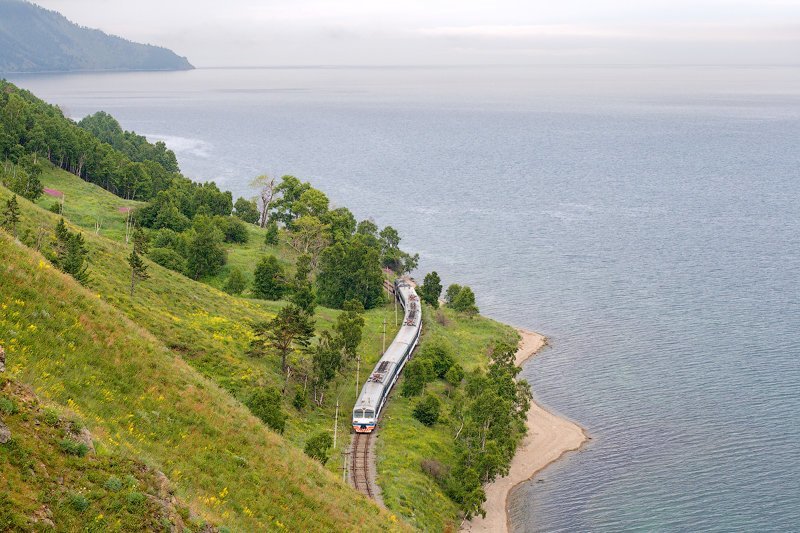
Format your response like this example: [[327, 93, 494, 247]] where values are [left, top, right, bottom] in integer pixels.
[[128, 228, 150, 297], [1, 195, 20, 237], [62, 232, 90, 285]]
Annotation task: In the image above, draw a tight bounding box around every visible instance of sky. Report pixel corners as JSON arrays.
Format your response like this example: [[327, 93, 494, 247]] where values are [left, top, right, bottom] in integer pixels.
[[32, 0, 800, 67]]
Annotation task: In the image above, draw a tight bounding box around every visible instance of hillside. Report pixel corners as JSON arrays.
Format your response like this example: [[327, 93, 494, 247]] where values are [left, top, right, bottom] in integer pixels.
[[0, 227, 400, 531], [0, 0, 192, 73]]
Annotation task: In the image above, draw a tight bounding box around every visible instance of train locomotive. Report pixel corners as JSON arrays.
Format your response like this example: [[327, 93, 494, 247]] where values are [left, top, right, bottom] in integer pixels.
[[352, 279, 422, 433]]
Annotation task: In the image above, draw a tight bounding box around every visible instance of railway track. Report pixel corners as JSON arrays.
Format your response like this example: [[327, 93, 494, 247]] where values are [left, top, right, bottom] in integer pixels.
[[351, 432, 374, 499]]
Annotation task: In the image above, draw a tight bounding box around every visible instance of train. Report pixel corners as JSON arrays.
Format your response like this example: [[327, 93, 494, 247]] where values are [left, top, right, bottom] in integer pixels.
[[352, 278, 422, 433]]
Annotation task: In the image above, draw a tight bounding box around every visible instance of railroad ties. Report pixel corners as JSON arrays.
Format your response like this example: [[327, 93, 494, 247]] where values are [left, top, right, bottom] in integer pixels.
[[351, 433, 375, 499]]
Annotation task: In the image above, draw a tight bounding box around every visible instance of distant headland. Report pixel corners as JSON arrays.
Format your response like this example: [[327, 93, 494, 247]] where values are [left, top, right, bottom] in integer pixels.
[[0, 0, 193, 74]]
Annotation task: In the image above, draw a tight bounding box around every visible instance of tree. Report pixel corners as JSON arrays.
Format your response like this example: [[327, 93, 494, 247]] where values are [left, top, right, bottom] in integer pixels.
[[290, 254, 316, 315], [419, 339, 455, 378], [316, 238, 384, 310], [304, 431, 333, 465], [250, 174, 276, 227], [1, 195, 20, 237], [233, 196, 259, 224], [264, 221, 279, 246], [185, 215, 226, 279], [412, 394, 441, 426], [288, 215, 330, 265], [445, 363, 465, 389], [128, 228, 149, 297], [401, 358, 435, 397], [246, 387, 286, 434], [451, 286, 479, 316], [270, 175, 310, 226], [293, 188, 329, 219], [58, 228, 90, 286], [267, 304, 315, 373], [252, 255, 286, 300], [445, 284, 462, 305], [419, 271, 442, 308], [311, 331, 342, 406], [334, 299, 365, 361], [223, 267, 247, 295]]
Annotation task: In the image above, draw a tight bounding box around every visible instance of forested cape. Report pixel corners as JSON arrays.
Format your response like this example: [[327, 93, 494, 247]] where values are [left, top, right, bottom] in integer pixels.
[[0, 0, 193, 73]]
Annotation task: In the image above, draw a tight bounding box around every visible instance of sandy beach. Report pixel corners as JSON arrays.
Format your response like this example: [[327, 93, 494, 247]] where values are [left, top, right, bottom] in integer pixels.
[[462, 329, 588, 533]]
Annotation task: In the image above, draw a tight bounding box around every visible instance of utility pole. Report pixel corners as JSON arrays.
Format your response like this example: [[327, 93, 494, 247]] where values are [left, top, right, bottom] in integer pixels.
[[395, 288, 398, 327], [333, 399, 339, 450], [382, 317, 387, 354], [355, 356, 360, 399]]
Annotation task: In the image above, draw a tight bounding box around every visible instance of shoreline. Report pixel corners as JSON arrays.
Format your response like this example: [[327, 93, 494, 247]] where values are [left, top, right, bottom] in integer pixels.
[[461, 329, 588, 533]]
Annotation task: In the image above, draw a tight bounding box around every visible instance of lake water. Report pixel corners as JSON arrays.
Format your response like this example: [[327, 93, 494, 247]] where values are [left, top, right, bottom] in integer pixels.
[[9, 66, 800, 531]]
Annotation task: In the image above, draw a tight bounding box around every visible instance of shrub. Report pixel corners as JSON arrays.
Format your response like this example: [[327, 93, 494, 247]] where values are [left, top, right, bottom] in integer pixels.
[[223, 267, 247, 295], [104, 476, 123, 492], [48, 201, 62, 214], [421, 458, 447, 482], [412, 394, 441, 426], [303, 431, 333, 465], [401, 358, 435, 397], [419, 340, 455, 378], [246, 387, 286, 434], [264, 221, 279, 246], [59, 439, 89, 457], [215, 215, 249, 244], [292, 388, 307, 411], [445, 363, 465, 388], [0, 397, 17, 415], [42, 407, 60, 426], [148, 247, 187, 274], [67, 493, 89, 512], [252, 255, 286, 300], [126, 491, 146, 509]]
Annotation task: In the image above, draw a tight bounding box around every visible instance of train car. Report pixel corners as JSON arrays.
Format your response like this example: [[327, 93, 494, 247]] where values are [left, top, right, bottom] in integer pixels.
[[352, 279, 421, 433]]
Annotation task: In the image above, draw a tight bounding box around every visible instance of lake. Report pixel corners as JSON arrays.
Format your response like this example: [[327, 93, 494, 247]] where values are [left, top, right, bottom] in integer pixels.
[[9, 65, 800, 531]]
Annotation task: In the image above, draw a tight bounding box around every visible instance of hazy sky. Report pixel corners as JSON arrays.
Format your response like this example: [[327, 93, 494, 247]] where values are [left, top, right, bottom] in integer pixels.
[[33, 0, 800, 66]]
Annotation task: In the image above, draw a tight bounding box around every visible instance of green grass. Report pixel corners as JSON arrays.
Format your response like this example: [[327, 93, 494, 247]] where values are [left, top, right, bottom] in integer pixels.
[[0, 230, 403, 531], [0, 380, 204, 531], [377, 306, 519, 531], [5, 165, 518, 530], [35, 166, 144, 242]]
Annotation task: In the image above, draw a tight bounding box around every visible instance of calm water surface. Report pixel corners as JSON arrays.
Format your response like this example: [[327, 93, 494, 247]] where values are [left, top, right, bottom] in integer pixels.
[[10, 66, 800, 532]]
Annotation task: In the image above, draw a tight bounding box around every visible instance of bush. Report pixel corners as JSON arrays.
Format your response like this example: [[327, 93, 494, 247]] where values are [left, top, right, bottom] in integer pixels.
[[412, 394, 441, 426], [59, 439, 89, 457], [148, 247, 187, 274], [264, 221, 279, 246], [292, 388, 307, 411], [126, 491, 146, 509], [303, 431, 333, 465], [0, 397, 17, 415], [445, 363, 465, 388], [223, 267, 247, 295], [419, 340, 455, 378], [215, 215, 249, 244], [104, 476, 123, 492], [401, 358, 435, 397], [252, 255, 286, 300], [421, 458, 447, 482], [246, 387, 286, 434], [42, 407, 60, 426], [67, 493, 89, 512]]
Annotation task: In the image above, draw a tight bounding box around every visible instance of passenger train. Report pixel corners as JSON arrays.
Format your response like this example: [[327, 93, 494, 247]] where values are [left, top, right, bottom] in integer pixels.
[[352, 279, 422, 433]]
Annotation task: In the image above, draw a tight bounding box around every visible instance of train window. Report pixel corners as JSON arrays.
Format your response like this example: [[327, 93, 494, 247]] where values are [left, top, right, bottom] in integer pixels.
[[365, 410, 374, 419]]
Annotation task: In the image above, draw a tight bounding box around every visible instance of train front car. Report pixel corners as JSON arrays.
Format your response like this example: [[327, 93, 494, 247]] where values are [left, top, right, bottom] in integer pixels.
[[352, 404, 377, 433]]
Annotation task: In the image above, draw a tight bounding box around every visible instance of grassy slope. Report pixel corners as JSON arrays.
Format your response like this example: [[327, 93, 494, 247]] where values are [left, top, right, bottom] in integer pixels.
[[10, 166, 518, 530], [0, 380, 201, 531], [24, 167, 400, 474], [377, 307, 519, 531], [0, 231, 400, 531]]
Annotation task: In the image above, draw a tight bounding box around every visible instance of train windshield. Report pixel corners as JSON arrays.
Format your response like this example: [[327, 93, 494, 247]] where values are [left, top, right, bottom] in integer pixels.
[[364, 410, 374, 419]]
